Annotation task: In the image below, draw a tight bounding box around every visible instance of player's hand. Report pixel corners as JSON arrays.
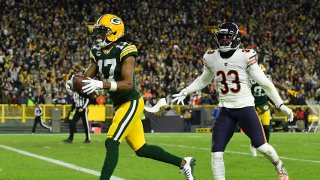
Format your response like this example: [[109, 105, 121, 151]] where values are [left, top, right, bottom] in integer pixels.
[[82, 78, 103, 94], [214, 76, 223, 90], [279, 104, 294, 122], [172, 89, 188, 105], [214, 76, 223, 82], [66, 75, 74, 94]]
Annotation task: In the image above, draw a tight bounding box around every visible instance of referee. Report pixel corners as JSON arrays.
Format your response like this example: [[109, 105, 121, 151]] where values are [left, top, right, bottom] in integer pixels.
[[32, 102, 51, 133], [63, 92, 91, 143]]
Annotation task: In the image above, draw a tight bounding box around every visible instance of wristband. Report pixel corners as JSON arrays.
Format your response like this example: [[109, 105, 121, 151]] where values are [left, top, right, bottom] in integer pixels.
[[109, 81, 117, 91]]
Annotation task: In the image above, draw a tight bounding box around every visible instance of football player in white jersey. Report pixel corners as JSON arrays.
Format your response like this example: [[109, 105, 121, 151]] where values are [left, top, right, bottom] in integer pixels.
[[172, 22, 293, 180]]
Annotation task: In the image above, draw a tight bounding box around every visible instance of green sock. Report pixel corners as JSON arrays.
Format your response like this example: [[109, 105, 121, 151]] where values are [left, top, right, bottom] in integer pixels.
[[263, 125, 270, 142], [135, 144, 182, 167], [100, 138, 120, 180]]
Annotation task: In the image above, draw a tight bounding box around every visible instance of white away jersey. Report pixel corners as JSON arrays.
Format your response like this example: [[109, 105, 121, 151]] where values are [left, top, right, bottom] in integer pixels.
[[203, 49, 258, 108]]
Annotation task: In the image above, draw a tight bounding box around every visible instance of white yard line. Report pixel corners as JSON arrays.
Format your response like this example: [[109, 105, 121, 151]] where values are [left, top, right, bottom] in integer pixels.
[[0, 144, 124, 180], [157, 143, 320, 164]]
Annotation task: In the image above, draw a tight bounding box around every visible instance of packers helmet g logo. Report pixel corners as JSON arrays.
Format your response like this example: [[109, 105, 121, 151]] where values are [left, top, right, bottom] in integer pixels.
[[110, 18, 122, 25]]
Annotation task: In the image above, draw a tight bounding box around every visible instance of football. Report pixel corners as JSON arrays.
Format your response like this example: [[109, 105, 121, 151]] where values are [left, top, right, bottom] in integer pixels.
[[72, 75, 97, 100]]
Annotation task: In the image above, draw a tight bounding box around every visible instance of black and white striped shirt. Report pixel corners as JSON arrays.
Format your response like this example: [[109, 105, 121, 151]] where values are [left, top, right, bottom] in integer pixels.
[[34, 106, 42, 117], [73, 93, 89, 109]]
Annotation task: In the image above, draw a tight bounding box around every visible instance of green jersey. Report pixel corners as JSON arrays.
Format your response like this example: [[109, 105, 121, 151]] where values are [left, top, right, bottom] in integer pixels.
[[90, 41, 141, 107], [250, 74, 271, 112]]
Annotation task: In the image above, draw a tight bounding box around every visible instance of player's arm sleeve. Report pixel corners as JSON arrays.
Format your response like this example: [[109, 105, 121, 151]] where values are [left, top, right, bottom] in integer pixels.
[[184, 66, 215, 95], [248, 63, 284, 108]]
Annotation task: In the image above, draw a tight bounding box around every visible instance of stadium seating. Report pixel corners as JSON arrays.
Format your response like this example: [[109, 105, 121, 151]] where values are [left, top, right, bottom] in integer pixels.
[[1, 0, 319, 107]]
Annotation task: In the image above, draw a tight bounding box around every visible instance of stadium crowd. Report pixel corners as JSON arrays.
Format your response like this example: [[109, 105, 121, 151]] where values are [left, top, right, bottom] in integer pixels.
[[0, 0, 319, 107]]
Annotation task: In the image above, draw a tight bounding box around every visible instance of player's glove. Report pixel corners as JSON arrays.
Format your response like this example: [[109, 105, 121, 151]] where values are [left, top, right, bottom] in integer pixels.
[[214, 76, 223, 82], [279, 104, 294, 122], [214, 76, 223, 90], [66, 75, 74, 95], [172, 89, 188, 105], [82, 78, 103, 94]]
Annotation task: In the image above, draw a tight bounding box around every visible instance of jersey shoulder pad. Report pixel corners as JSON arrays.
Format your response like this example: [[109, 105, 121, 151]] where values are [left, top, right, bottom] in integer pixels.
[[240, 49, 258, 66], [117, 42, 138, 61], [203, 50, 216, 69]]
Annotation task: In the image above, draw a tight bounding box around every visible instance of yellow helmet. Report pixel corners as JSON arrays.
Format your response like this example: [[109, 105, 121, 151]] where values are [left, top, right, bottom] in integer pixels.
[[259, 64, 266, 72], [92, 14, 125, 48]]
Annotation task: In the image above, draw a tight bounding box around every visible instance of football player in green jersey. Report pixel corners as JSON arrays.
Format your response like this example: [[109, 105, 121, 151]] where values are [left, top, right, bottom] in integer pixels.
[[249, 64, 272, 156], [67, 14, 195, 180], [250, 64, 297, 157]]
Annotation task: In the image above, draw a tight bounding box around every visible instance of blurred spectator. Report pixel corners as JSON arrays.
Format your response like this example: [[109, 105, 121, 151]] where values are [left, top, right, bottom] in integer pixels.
[[191, 94, 199, 106], [9, 63, 20, 88], [105, 94, 112, 105], [11, 94, 19, 105], [0, 0, 319, 106], [164, 107, 177, 116], [1, 89, 11, 104], [44, 92, 53, 104], [27, 93, 35, 106], [53, 92, 67, 105], [199, 94, 213, 105], [182, 107, 192, 132], [96, 92, 106, 105], [303, 108, 310, 131], [34, 91, 45, 104], [290, 93, 307, 105], [0, 51, 6, 73], [18, 91, 28, 105], [296, 108, 305, 121]]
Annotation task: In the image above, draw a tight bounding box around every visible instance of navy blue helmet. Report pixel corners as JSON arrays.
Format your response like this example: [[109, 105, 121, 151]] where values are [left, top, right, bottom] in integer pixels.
[[214, 22, 241, 52]]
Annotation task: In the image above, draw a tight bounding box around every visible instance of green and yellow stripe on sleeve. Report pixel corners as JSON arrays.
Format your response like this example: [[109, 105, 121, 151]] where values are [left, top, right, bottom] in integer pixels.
[[120, 45, 138, 61], [90, 50, 97, 62]]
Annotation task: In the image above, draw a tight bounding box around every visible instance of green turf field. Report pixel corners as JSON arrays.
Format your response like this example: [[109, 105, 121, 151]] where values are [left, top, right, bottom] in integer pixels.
[[0, 132, 319, 180]]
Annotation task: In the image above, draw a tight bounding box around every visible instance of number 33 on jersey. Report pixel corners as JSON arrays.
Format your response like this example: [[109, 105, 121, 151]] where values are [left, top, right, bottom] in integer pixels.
[[203, 49, 258, 108]]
